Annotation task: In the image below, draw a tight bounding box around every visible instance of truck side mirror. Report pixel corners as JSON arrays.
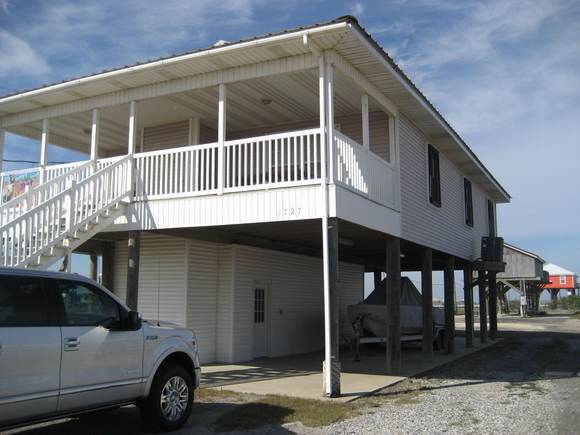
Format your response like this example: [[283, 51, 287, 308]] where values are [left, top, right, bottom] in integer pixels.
[[127, 311, 142, 331]]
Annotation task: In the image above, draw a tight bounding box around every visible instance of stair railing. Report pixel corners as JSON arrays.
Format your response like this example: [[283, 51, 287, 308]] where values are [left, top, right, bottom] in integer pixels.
[[0, 155, 131, 268]]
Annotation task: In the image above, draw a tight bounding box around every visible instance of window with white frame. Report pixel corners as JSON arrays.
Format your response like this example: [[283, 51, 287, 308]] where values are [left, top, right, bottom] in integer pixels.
[[427, 144, 441, 207], [560, 276, 566, 285], [464, 178, 474, 227], [254, 287, 265, 324]]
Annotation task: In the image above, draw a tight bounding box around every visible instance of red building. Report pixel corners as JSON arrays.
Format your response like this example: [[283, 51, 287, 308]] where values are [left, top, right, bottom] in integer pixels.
[[544, 263, 577, 297]]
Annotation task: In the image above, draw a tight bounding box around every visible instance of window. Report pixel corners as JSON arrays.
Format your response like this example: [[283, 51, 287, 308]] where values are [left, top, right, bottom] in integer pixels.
[[560, 276, 567, 285], [0, 277, 47, 327], [464, 178, 474, 227], [57, 281, 119, 327], [488, 200, 496, 236], [254, 288, 265, 324], [427, 144, 441, 206]]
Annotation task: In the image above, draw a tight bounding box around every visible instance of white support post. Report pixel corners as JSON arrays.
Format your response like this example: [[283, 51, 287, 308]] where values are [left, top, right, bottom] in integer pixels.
[[40, 119, 49, 184], [218, 84, 226, 194], [127, 101, 137, 197], [389, 115, 402, 209], [127, 102, 137, 155], [319, 55, 334, 397], [189, 117, 200, 146], [326, 59, 335, 184], [0, 128, 5, 174], [90, 109, 100, 170], [361, 94, 369, 150]]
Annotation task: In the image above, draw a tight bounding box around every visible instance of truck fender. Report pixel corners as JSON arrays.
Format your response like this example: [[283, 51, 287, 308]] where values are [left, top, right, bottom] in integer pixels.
[[142, 337, 196, 397]]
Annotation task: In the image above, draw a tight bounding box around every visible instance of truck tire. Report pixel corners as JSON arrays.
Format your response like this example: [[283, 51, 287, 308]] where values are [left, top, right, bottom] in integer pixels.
[[140, 363, 194, 431]]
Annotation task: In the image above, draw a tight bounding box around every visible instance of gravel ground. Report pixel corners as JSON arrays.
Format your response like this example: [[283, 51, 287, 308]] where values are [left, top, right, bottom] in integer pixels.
[[324, 315, 580, 435]]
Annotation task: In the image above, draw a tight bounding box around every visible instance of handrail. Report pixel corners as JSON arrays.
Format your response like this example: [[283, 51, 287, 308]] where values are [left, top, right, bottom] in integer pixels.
[[0, 160, 94, 226], [0, 155, 131, 267]]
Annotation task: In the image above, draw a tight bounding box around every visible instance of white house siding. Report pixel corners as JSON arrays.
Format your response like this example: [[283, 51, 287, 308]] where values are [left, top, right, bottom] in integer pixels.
[[230, 244, 364, 362], [111, 233, 188, 326], [215, 245, 235, 363], [185, 239, 220, 364], [399, 114, 491, 260]]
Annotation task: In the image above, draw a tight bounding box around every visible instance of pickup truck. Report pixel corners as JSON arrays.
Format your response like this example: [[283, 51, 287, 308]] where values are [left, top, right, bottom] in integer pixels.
[[0, 268, 201, 431]]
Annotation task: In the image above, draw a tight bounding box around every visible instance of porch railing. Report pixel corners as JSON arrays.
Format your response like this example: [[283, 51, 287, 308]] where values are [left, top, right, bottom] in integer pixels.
[[134, 128, 322, 200], [334, 130, 397, 208], [224, 128, 321, 192]]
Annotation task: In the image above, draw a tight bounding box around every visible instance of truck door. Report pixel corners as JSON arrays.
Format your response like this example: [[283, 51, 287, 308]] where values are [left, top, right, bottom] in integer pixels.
[[0, 276, 61, 426]]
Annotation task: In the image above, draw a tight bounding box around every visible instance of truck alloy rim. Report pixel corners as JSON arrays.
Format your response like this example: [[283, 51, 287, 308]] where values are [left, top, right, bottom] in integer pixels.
[[160, 376, 189, 421]]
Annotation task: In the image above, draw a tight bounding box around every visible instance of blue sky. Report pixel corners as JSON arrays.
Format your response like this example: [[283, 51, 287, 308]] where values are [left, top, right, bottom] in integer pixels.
[[1, 0, 579, 297]]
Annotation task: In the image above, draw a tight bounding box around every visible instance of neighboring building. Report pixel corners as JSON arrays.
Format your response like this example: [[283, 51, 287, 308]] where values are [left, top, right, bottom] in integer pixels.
[[497, 243, 547, 314], [0, 16, 510, 396], [544, 263, 578, 297]]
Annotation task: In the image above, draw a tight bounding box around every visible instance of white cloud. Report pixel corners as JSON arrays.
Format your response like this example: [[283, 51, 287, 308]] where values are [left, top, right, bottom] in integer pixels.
[[350, 2, 364, 16], [0, 31, 49, 77]]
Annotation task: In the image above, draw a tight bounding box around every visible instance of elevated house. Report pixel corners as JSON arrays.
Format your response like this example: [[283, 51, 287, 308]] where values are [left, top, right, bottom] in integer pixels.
[[544, 263, 578, 298], [497, 243, 547, 314], [0, 16, 510, 396]]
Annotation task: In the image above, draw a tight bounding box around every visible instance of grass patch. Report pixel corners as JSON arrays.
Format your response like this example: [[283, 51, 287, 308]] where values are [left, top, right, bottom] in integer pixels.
[[213, 395, 358, 431], [505, 381, 547, 398], [196, 388, 242, 401], [383, 389, 425, 405]]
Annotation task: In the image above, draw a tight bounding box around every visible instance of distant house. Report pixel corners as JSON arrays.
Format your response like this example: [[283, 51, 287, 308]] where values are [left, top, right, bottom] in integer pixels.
[[497, 243, 547, 314], [0, 16, 510, 396], [544, 263, 578, 298]]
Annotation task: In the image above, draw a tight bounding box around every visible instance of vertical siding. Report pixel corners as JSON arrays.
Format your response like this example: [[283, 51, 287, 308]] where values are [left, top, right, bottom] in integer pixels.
[[112, 233, 188, 326], [215, 245, 234, 362], [186, 240, 220, 364], [399, 114, 490, 260], [113, 240, 128, 300], [231, 245, 364, 362]]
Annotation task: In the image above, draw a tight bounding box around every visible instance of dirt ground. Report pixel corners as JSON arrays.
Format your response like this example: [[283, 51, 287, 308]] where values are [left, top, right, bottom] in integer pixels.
[[4, 314, 580, 434]]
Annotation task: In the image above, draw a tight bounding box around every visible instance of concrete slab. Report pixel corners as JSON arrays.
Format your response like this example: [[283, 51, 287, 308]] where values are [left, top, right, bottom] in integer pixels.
[[201, 338, 495, 402]]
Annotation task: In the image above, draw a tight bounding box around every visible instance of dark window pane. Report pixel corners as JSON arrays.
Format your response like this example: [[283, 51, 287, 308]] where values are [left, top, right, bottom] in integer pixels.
[[464, 178, 474, 227], [428, 144, 441, 206], [0, 277, 47, 326], [58, 281, 119, 326]]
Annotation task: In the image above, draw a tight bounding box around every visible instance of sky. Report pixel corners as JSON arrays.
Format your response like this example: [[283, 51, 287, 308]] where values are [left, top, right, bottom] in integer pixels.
[[0, 0, 579, 299]]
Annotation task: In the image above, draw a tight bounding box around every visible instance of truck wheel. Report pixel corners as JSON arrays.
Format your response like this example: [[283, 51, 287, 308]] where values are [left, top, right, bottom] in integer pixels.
[[140, 363, 194, 431]]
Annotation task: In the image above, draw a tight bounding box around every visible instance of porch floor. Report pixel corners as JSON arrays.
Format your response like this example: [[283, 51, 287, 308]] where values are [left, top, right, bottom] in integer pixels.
[[200, 338, 495, 402]]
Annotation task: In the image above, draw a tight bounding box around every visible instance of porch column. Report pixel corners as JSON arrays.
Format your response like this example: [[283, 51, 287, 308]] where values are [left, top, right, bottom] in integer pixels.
[[189, 117, 200, 146], [89, 252, 98, 281], [479, 271, 488, 342], [421, 247, 433, 359], [101, 241, 115, 292], [0, 128, 5, 174], [443, 255, 455, 354], [127, 102, 137, 198], [464, 266, 474, 348], [322, 217, 340, 397], [217, 84, 226, 194], [488, 272, 498, 339], [40, 119, 49, 184], [90, 109, 100, 170], [126, 231, 141, 311], [361, 94, 369, 150], [386, 235, 401, 374], [325, 58, 335, 184]]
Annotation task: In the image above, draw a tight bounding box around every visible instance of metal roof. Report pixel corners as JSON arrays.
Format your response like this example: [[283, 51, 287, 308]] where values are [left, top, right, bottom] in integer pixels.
[[544, 263, 577, 277], [0, 16, 510, 202]]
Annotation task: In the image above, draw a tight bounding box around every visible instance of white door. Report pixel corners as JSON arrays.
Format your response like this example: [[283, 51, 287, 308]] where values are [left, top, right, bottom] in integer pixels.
[[252, 284, 269, 358], [0, 276, 61, 426], [52, 279, 144, 412]]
